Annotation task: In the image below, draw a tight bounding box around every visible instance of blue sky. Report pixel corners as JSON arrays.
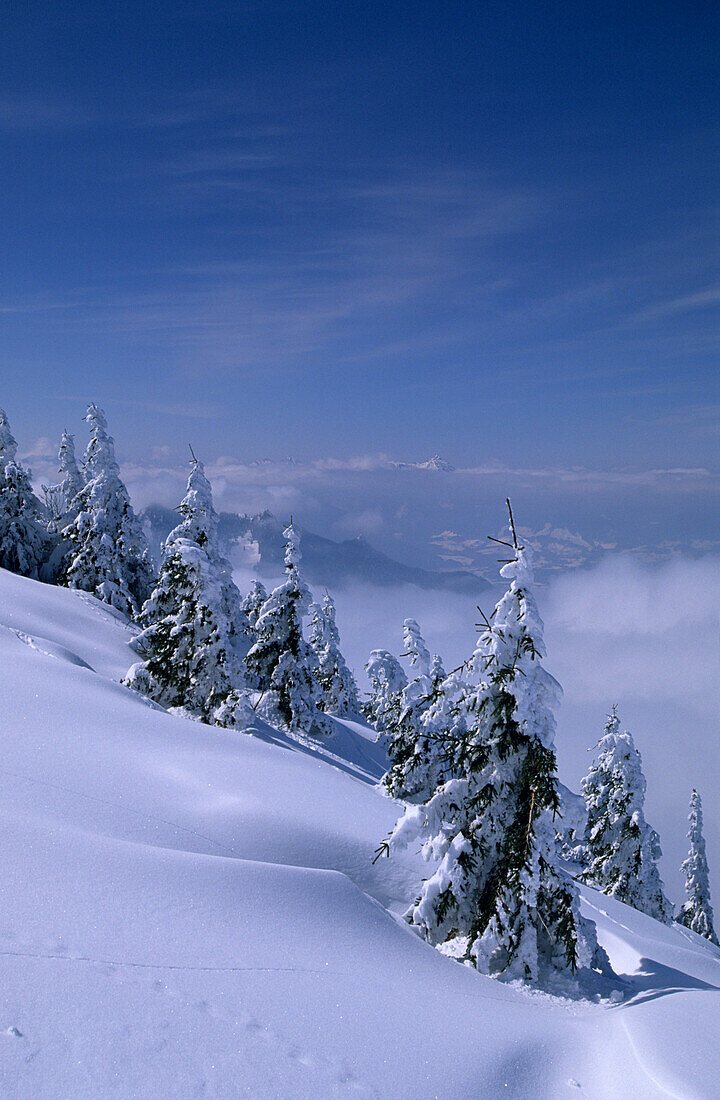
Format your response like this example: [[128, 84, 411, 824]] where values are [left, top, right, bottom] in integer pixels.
[[1, 2, 718, 525]]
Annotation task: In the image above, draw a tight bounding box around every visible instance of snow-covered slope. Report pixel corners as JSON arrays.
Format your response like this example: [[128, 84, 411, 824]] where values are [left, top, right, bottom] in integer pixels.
[[1, 568, 719, 1098]]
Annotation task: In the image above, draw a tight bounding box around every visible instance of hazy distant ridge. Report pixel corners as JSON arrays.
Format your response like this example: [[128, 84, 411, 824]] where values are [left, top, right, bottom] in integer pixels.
[[140, 505, 487, 594]]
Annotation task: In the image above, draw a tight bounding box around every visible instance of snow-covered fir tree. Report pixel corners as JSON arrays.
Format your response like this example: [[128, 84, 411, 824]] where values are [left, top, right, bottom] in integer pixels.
[[402, 618, 431, 677], [362, 649, 407, 737], [580, 707, 671, 923], [241, 579, 268, 688], [0, 407, 54, 579], [0, 408, 16, 468], [125, 459, 252, 727], [43, 431, 84, 531], [382, 619, 445, 801], [308, 592, 360, 716], [56, 430, 84, 517], [381, 509, 606, 984], [677, 789, 718, 945], [60, 405, 154, 618], [242, 579, 268, 632], [245, 523, 330, 737], [384, 660, 468, 805]]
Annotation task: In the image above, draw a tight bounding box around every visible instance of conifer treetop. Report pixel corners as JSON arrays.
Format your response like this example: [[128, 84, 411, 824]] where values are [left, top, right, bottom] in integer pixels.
[[429, 653, 447, 688], [475, 539, 559, 752], [586, 708, 644, 801], [245, 519, 329, 735], [366, 649, 408, 695], [83, 403, 120, 480], [0, 421, 53, 579], [169, 458, 218, 551], [59, 429, 80, 473], [61, 403, 154, 617], [283, 521, 302, 571], [126, 457, 249, 721], [363, 648, 408, 737], [321, 591, 339, 632], [581, 707, 671, 923], [242, 579, 268, 631], [0, 408, 19, 468], [678, 788, 718, 945], [308, 593, 360, 717], [402, 618, 432, 678], [57, 431, 83, 499], [381, 624, 449, 804]]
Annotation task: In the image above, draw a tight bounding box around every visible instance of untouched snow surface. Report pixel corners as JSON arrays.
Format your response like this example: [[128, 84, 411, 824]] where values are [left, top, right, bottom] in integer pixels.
[[0, 568, 719, 1098]]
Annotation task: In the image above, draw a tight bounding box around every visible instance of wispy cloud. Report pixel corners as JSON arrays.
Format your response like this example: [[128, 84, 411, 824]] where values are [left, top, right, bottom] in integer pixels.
[[453, 461, 717, 491], [632, 286, 720, 323], [10, 155, 549, 374], [630, 404, 720, 437], [0, 96, 96, 131], [6, 87, 717, 393]]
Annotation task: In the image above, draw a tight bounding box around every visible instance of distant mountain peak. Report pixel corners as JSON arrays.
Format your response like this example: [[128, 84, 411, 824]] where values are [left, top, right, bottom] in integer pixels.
[[393, 453, 455, 472], [419, 453, 455, 471]]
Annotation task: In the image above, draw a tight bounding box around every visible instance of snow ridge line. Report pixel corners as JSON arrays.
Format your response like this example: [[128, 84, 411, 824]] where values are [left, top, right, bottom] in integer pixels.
[[618, 1017, 691, 1100], [8, 627, 95, 672], [0, 948, 325, 975]]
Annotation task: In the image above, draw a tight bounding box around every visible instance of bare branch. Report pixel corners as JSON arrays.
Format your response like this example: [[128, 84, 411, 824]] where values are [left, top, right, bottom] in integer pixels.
[[506, 497, 518, 549]]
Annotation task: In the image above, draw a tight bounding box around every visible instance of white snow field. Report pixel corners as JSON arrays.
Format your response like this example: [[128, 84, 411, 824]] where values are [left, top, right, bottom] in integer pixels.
[[1, 567, 719, 1099]]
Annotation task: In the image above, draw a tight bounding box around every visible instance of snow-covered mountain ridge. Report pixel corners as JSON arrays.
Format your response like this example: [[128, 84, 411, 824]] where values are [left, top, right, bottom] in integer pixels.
[[393, 453, 456, 472], [1, 566, 719, 1098]]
